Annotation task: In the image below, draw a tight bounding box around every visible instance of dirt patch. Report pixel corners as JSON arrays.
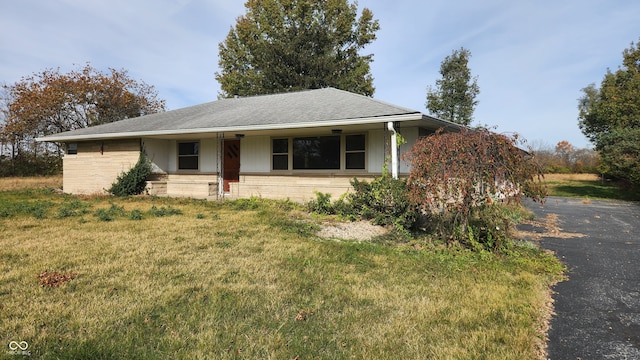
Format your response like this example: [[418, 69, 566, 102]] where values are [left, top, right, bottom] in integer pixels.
[[516, 213, 586, 240], [317, 220, 389, 241]]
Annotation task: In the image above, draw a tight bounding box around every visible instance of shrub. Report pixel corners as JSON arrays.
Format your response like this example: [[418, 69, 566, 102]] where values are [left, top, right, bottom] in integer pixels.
[[305, 175, 418, 231], [403, 127, 546, 245], [107, 151, 152, 196], [466, 205, 512, 252], [345, 175, 418, 230], [426, 203, 529, 252], [307, 191, 334, 215]]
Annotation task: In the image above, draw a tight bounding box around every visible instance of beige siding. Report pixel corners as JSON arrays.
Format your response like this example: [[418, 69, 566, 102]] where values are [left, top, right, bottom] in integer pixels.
[[229, 174, 377, 202], [399, 127, 419, 174], [143, 138, 170, 173], [240, 136, 270, 173], [63, 139, 140, 194], [200, 138, 219, 173], [368, 129, 385, 173]]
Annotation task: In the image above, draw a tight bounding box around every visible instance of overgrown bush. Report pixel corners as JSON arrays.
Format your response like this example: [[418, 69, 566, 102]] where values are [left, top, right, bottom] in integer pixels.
[[346, 175, 418, 230], [307, 191, 334, 215], [305, 170, 535, 253], [107, 151, 152, 196], [426, 203, 533, 252], [308, 175, 419, 231], [403, 128, 546, 245]]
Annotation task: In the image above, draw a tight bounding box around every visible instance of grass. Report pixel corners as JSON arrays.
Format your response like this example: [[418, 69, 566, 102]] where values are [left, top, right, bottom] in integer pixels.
[[0, 177, 564, 359], [0, 175, 62, 192], [544, 173, 640, 201]]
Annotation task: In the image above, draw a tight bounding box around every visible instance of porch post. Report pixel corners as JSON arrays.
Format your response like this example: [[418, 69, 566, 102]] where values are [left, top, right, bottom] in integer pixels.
[[218, 133, 224, 198]]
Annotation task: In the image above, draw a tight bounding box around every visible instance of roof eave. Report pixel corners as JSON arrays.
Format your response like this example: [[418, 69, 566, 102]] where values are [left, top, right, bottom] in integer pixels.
[[37, 113, 425, 142]]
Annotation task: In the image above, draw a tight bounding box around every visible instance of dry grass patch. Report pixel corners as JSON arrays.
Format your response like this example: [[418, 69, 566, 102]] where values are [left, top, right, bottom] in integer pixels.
[[0, 188, 564, 359], [0, 175, 62, 191], [544, 173, 600, 181]]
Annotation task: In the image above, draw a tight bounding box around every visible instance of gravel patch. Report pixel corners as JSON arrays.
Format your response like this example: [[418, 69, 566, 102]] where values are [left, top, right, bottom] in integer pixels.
[[317, 220, 389, 241]]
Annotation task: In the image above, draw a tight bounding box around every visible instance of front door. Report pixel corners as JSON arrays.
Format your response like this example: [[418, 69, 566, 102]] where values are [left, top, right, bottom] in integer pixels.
[[223, 140, 240, 192]]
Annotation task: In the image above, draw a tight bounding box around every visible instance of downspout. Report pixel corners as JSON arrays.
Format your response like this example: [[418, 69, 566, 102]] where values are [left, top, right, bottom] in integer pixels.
[[387, 121, 398, 180]]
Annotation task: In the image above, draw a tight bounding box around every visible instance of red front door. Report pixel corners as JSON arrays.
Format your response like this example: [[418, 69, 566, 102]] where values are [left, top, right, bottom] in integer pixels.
[[223, 140, 240, 192]]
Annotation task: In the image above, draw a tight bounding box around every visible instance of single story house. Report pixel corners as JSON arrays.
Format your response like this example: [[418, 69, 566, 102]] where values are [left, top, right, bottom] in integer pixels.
[[38, 88, 460, 202]]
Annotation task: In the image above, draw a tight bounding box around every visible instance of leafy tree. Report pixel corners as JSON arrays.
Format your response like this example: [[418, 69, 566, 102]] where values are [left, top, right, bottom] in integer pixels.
[[597, 128, 640, 185], [578, 39, 640, 184], [0, 64, 165, 176], [555, 140, 575, 168], [426, 47, 480, 125], [403, 128, 546, 248], [215, 0, 380, 98]]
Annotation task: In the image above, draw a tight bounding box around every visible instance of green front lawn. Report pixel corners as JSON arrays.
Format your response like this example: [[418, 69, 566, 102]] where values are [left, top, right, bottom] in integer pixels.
[[0, 184, 563, 359]]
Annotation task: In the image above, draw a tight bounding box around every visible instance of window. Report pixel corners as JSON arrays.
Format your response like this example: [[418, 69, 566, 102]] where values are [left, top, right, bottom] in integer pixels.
[[293, 136, 340, 170], [66, 143, 78, 155], [271, 134, 365, 171], [178, 142, 199, 170], [272, 138, 289, 170], [345, 135, 365, 169]]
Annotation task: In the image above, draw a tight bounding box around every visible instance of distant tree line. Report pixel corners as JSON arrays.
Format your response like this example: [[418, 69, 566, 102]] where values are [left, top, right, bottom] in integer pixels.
[[531, 140, 600, 174], [0, 64, 165, 176]]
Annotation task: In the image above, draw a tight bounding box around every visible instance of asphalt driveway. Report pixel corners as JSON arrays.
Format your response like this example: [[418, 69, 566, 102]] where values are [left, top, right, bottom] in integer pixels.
[[524, 197, 640, 359]]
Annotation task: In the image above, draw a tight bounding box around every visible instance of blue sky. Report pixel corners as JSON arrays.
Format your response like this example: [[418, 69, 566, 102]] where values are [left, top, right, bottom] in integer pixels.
[[1, 0, 638, 149]]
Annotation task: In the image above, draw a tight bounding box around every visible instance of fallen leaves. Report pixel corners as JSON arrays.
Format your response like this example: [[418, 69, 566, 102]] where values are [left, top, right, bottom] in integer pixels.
[[295, 309, 314, 321], [517, 213, 586, 240], [37, 270, 77, 287]]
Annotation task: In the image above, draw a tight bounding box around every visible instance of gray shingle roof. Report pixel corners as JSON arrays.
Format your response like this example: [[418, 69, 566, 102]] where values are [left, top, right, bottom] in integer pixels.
[[38, 88, 454, 141]]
